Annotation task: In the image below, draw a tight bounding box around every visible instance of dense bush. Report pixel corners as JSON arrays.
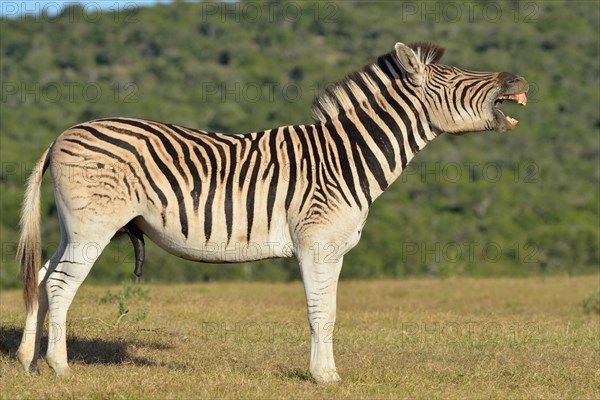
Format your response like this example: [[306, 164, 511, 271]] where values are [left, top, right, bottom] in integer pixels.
[[1, 1, 598, 288]]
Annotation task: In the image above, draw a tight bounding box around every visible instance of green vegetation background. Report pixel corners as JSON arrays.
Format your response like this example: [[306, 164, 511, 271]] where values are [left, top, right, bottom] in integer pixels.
[[1, 1, 598, 288]]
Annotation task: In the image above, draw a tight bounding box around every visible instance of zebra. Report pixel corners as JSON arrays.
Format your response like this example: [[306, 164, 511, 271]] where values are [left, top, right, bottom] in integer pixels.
[[16, 42, 528, 383]]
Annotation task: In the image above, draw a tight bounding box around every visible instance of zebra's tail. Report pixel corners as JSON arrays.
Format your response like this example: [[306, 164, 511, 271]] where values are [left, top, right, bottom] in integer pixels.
[[17, 145, 52, 312]]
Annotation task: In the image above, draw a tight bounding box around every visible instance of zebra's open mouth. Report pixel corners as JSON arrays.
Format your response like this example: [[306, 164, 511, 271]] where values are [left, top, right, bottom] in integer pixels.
[[494, 92, 527, 130]]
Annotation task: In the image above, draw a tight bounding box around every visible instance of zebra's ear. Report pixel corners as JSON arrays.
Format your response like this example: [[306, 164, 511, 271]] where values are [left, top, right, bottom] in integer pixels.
[[394, 42, 424, 85]]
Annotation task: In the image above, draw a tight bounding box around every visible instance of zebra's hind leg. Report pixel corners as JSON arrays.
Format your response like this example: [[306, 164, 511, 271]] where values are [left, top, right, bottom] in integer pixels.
[[298, 254, 344, 383], [17, 260, 54, 375], [44, 236, 111, 377]]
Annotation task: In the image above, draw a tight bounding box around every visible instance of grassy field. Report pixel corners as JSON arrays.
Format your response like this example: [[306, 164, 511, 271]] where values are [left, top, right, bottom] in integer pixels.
[[1, 276, 598, 399]]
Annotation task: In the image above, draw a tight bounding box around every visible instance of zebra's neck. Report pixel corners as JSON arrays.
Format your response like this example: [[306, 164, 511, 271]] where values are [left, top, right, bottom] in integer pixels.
[[314, 89, 439, 207]]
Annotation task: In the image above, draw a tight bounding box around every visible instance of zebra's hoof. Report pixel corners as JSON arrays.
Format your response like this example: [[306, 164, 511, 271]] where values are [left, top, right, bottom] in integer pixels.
[[53, 366, 71, 378], [311, 369, 341, 384], [30, 364, 41, 376], [17, 350, 39, 376], [46, 353, 71, 378]]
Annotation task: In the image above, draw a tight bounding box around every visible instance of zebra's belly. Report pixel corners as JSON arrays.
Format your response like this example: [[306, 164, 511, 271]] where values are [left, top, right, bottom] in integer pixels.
[[136, 214, 295, 263]]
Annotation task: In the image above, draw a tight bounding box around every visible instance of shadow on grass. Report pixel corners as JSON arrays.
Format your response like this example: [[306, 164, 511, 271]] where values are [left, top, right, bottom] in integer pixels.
[[0, 325, 170, 366], [277, 365, 313, 382]]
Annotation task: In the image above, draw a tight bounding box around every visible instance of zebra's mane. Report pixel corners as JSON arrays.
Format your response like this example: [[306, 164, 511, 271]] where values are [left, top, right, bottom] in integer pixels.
[[311, 43, 445, 123]]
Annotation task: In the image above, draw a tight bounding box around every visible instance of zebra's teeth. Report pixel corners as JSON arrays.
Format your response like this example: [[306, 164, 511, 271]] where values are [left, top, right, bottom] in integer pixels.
[[496, 93, 527, 106]]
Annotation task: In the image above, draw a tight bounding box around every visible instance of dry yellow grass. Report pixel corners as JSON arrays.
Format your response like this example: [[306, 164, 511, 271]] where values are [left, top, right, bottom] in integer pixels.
[[1, 276, 599, 399]]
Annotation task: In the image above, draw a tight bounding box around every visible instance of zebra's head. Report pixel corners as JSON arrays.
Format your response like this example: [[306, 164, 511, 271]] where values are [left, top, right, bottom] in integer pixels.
[[394, 42, 529, 134]]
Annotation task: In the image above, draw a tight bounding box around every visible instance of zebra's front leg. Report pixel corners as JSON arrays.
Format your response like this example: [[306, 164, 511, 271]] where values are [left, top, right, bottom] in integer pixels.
[[17, 262, 51, 375], [298, 254, 343, 383]]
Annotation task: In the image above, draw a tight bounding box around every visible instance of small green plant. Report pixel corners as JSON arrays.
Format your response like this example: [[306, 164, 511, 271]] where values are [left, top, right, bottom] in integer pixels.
[[582, 290, 600, 315], [100, 281, 151, 324]]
